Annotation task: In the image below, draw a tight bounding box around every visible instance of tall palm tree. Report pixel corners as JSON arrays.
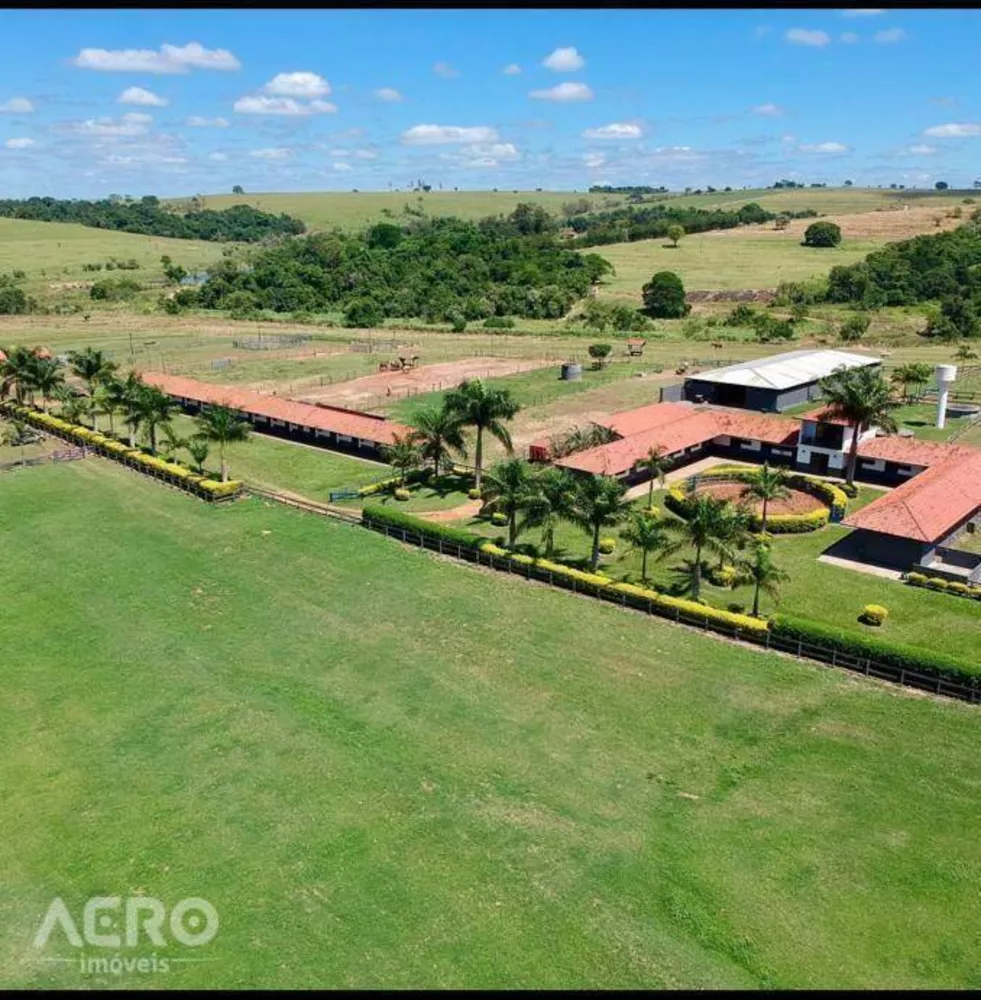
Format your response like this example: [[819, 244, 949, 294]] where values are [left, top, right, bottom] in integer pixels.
[[818, 365, 899, 488], [739, 463, 791, 536], [713, 503, 754, 570], [481, 457, 535, 548], [443, 378, 519, 491], [137, 386, 177, 456], [636, 444, 669, 509], [160, 423, 190, 463], [409, 403, 467, 479], [620, 509, 671, 585], [193, 403, 251, 482], [96, 377, 127, 439], [68, 348, 117, 427], [518, 465, 576, 559], [55, 386, 90, 427], [569, 474, 632, 570], [733, 541, 789, 618], [1, 346, 41, 405], [890, 362, 934, 403], [119, 371, 146, 447], [382, 432, 422, 486], [31, 358, 64, 414], [661, 493, 734, 601]]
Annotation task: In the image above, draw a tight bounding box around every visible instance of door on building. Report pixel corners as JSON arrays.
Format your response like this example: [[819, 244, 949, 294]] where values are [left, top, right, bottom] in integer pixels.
[[811, 452, 830, 476]]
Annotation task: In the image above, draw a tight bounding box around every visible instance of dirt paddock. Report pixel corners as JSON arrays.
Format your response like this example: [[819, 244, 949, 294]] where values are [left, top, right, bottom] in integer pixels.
[[694, 480, 825, 516], [295, 357, 554, 408]]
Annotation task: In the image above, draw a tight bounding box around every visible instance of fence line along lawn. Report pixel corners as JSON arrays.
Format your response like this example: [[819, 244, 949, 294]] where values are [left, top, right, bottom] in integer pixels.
[[3, 460, 981, 989]]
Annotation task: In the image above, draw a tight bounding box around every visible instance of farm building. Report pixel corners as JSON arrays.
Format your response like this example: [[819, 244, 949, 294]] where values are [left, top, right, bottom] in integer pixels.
[[679, 348, 881, 412], [145, 373, 411, 460]]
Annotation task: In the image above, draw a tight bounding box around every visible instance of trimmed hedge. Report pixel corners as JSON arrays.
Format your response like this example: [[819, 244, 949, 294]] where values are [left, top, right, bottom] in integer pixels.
[[361, 501, 487, 549], [770, 613, 981, 683], [3, 404, 241, 499], [907, 570, 981, 601]]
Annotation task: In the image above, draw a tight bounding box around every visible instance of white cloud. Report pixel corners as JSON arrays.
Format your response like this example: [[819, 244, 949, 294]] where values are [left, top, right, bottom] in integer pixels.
[[263, 71, 330, 98], [841, 8, 884, 16], [432, 61, 460, 79], [71, 41, 240, 74], [0, 97, 34, 113], [785, 28, 831, 47], [233, 95, 335, 115], [502, 63, 521, 75], [462, 142, 519, 161], [542, 46, 585, 72], [840, 32, 860, 43], [250, 147, 291, 159], [400, 124, 499, 145], [66, 115, 151, 137], [122, 112, 153, 124], [328, 146, 379, 160], [581, 122, 642, 140], [373, 87, 403, 102], [799, 141, 850, 153], [922, 122, 981, 138], [332, 161, 352, 171], [583, 152, 605, 168], [103, 151, 187, 167], [118, 86, 168, 107], [752, 102, 784, 116], [873, 27, 906, 44], [899, 144, 937, 156], [186, 115, 229, 127], [5, 138, 35, 149], [207, 151, 228, 161], [529, 81, 594, 102]]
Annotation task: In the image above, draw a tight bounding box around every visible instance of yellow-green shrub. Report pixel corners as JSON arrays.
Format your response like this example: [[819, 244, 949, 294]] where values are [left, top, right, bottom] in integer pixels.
[[598, 537, 616, 554], [861, 604, 888, 626]]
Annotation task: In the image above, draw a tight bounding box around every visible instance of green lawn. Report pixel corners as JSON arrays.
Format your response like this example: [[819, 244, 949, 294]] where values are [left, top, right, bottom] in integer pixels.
[[454, 487, 981, 663], [2, 460, 981, 988]]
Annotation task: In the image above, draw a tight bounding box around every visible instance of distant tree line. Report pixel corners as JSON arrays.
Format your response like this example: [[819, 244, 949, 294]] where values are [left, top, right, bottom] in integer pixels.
[[566, 202, 818, 247], [587, 185, 670, 195], [186, 205, 613, 324], [0, 195, 306, 242]]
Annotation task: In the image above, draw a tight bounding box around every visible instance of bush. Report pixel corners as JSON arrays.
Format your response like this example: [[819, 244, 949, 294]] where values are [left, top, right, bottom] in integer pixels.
[[362, 502, 486, 549], [0, 285, 30, 314], [89, 277, 141, 301], [467, 487, 482, 500], [598, 537, 616, 555], [394, 487, 411, 501], [906, 571, 981, 601], [641, 271, 689, 318], [861, 604, 888, 626], [724, 303, 757, 327], [770, 613, 981, 683], [839, 313, 871, 343], [483, 316, 515, 330], [490, 511, 508, 527], [707, 565, 737, 588], [803, 221, 842, 248], [343, 298, 383, 328]]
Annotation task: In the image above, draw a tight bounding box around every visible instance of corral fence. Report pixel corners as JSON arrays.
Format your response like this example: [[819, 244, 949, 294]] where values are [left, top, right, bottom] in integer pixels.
[[0, 447, 88, 472], [232, 334, 312, 351], [361, 516, 981, 706]]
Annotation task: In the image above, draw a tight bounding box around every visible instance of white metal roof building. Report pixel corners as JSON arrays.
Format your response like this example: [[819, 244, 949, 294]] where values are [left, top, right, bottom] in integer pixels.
[[681, 349, 882, 413]]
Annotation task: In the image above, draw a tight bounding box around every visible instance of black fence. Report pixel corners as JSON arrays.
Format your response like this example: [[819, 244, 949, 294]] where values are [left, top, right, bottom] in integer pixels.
[[362, 517, 981, 706]]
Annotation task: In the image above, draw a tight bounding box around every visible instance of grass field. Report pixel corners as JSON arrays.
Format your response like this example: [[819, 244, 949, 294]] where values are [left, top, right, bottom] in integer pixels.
[[0, 218, 224, 293], [3, 460, 981, 989]]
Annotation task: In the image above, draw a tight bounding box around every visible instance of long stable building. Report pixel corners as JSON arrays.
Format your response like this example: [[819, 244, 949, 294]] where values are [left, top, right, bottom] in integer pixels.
[[534, 398, 981, 581], [146, 373, 412, 460]]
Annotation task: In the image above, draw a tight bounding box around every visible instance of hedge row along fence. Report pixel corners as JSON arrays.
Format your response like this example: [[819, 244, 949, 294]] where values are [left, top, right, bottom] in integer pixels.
[[666, 467, 849, 534], [361, 503, 981, 702], [906, 571, 981, 602], [2, 403, 242, 501], [362, 504, 981, 704]]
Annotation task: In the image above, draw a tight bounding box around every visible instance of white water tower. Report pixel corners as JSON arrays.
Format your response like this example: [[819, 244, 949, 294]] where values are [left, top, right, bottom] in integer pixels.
[[935, 364, 957, 429]]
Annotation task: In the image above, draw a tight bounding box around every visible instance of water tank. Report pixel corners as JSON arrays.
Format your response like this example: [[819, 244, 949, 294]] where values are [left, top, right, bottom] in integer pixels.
[[935, 364, 957, 430], [935, 364, 957, 387], [560, 362, 582, 381]]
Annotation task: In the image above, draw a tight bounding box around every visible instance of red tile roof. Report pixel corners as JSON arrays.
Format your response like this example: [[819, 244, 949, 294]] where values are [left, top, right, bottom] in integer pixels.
[[843, 450, 981, 543], [798, 406, 854, 428], [857, 434, 972, 469], [145, 372, 411, 447]]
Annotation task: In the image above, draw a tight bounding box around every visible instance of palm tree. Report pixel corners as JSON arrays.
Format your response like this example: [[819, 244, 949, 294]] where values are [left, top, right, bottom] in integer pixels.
[[1, 346, 41, 405], [518, 465, 576, 559], [733, 541, 789, 618], [713, 503, 754, 570], [137, 386, 176, 455], [120, 371, 146, 447], [569, 474, 632, 570], [636, 444, 669, 510], [409, 403, 467, 479], [97, 377, 127, 439], [620, 509, 671, 585], [890, 362, 934, 403], [193, 403, 251, 482], [382, 432, 422, 486], [68, 348, 117, 427], [818, 365, 899, 488], [55, 386, 90, 427], [188, 437, 210, 474], [661, 493, 734, 601], [953, 342, 979, 363], [160, 423, 189, 463], [443, 378, 520, 491], [31, 358, 64, 414], [481, 457, 535, 548], [739, 463, 791, 536]]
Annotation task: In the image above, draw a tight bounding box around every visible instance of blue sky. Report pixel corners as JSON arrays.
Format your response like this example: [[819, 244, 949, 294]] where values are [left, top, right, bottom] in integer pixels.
[[1, 7, 979, 198]]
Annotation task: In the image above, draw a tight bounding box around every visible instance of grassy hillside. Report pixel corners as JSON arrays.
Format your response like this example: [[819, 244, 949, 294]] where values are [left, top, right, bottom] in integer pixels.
[[0, 217, 224, 292], [3, 460, 981, 989]]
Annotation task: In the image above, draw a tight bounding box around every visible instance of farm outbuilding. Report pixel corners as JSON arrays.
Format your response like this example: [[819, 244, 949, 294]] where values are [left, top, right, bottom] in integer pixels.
[[681, 349, 882, 413]]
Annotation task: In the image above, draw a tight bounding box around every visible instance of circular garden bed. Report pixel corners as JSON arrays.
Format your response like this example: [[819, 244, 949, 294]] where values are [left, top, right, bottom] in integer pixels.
[[692, 480, 825, 517]]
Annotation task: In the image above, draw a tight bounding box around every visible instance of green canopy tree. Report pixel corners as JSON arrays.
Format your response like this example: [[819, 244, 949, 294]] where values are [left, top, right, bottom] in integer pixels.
[[444, 379, 519, 491], [890, 362, 934, 403]]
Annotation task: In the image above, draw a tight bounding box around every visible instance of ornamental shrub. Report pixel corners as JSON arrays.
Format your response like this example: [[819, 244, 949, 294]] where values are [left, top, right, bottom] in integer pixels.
[[468, 488, 482, 500], [861, 604, 888, 626], [598, 537, 616, 554], [490, 511, 508, 527], [394, 487, 411, 501]]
